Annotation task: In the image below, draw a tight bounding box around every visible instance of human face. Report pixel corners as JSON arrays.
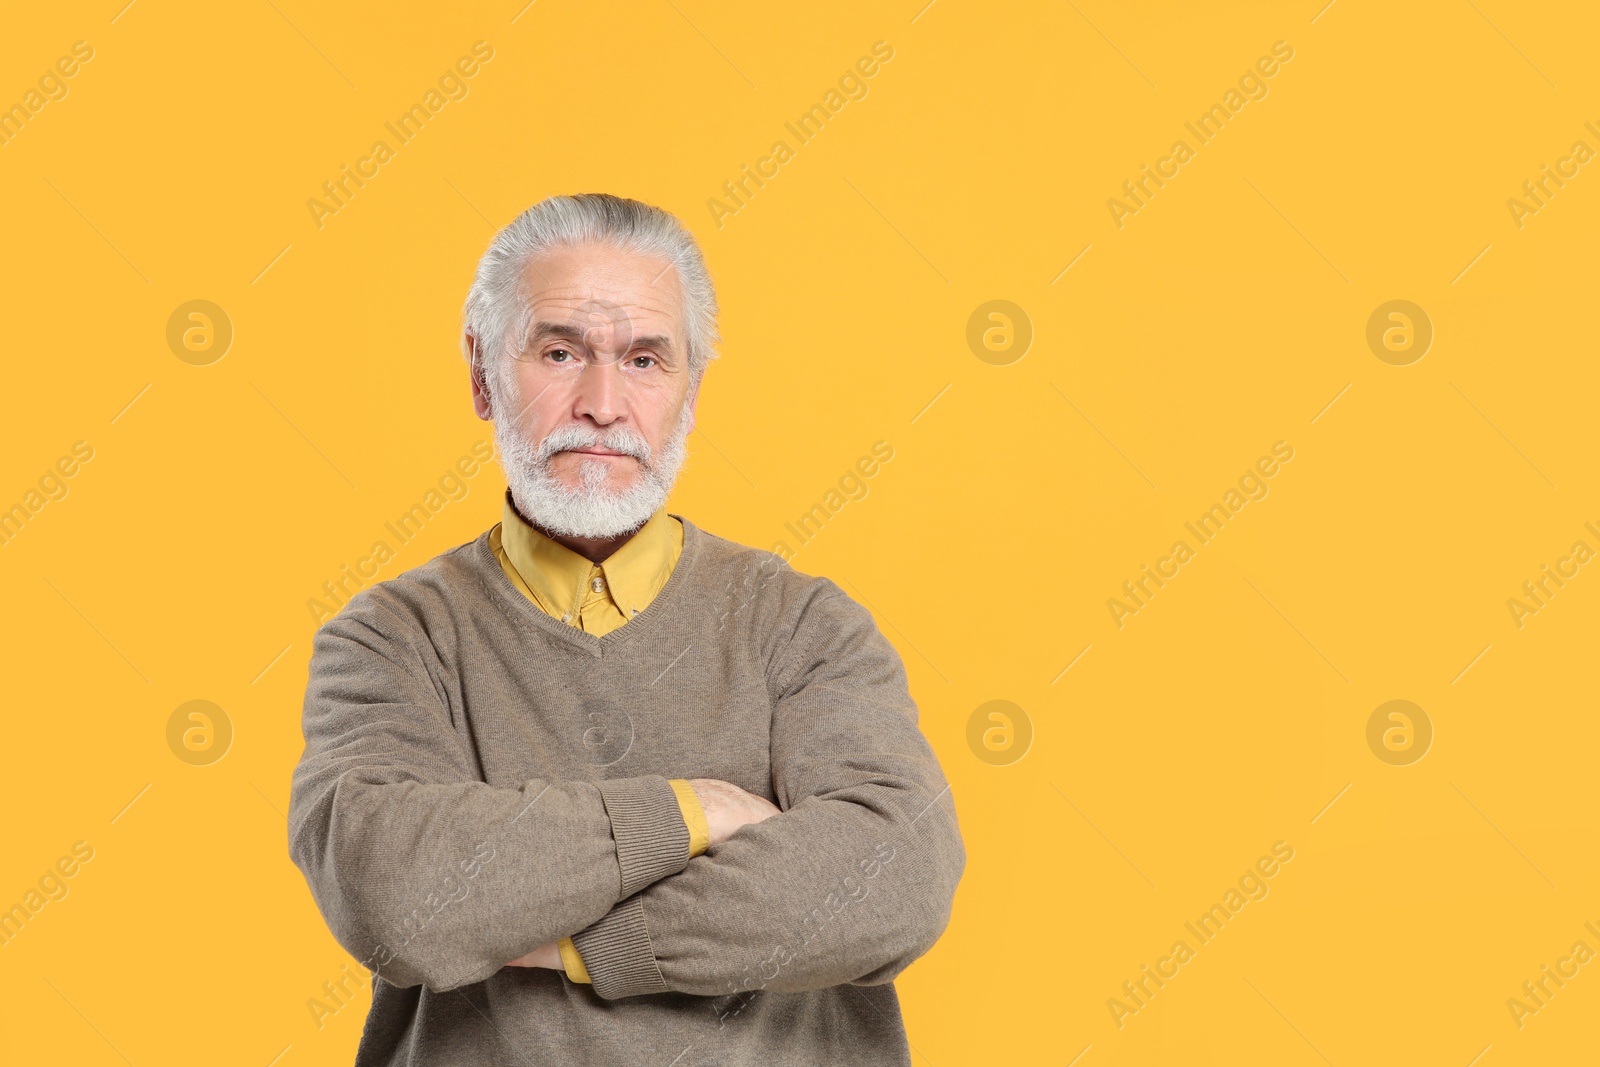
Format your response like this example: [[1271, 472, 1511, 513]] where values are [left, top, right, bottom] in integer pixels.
[[471, 240, 698, 538]]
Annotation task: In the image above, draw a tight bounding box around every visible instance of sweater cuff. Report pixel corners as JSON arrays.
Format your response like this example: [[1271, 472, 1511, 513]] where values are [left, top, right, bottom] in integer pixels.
[[568, 894, 669, 999], [667, 778, 710, 857], [557, 936, 591, 983], [596, 775, 692, 898]]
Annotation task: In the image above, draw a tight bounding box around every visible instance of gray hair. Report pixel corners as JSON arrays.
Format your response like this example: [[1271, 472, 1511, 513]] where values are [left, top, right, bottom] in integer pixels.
[[460, 192, 720, 396]]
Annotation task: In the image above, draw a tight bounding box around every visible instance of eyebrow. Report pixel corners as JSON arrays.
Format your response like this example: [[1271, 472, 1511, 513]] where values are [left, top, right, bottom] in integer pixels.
[[527, 320, 678, 360]]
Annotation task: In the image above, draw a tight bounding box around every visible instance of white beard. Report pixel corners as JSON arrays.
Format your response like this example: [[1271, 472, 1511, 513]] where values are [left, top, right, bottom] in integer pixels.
[[489, 366, 693, 539]]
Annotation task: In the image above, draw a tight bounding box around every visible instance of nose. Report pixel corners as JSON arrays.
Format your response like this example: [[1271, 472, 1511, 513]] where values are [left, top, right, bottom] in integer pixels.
[[573, 355, 625, 425]]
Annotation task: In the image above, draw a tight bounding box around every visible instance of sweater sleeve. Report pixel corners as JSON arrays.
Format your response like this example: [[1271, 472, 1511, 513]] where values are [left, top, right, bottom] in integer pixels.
[[559, 781, 708, 984], [287, 595, 693, 994], [567, 586, 966, 1000]]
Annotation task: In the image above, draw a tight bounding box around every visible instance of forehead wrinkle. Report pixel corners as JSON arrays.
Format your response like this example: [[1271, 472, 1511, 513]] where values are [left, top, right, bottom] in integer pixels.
[[526, 292, 683, 354], [519, 250, 685, 356], [531, 285, 679, 320], [527, 304, 679, 347]]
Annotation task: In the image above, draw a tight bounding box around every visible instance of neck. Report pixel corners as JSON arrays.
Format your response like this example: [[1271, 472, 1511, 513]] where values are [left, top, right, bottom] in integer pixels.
[[534, 522, 637, 564]]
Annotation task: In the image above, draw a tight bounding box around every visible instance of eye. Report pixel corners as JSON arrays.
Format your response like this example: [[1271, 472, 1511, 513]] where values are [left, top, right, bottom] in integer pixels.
[[547, 347, 575, 363], [630, 353, 658, 369]]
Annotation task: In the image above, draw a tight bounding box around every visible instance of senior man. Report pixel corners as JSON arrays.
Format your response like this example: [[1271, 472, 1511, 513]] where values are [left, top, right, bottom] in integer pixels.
[[287, 192, 965, 1066]]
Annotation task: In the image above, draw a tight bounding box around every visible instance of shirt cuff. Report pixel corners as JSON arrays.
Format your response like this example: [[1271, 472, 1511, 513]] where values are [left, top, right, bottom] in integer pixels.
[[667, 778, 710, 858], [557, 935, 592, 983]]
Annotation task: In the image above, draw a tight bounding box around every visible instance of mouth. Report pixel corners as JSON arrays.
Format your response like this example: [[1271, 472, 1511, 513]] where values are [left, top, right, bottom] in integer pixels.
[[565, 448, 632, 459]]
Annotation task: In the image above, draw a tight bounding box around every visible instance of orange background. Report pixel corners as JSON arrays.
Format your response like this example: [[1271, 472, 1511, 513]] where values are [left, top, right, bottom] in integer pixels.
[[2, 1, 1598, 1064]]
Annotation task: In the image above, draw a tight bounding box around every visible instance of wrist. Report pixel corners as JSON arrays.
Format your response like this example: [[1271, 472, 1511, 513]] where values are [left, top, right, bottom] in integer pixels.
[[667, 778, 711, 857]]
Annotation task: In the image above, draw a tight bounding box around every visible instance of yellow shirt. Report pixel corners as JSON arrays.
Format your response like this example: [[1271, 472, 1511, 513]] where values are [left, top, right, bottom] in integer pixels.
[[489, 490, 709, 984]]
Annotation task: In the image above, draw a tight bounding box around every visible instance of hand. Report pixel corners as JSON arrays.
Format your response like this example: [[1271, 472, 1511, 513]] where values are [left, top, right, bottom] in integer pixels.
[[689, 778, 781, 849], [506, 940, 562, 969]]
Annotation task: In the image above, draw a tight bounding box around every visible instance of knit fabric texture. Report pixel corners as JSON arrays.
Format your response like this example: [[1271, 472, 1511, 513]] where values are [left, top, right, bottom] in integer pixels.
[[287, 516, 965, 1066]]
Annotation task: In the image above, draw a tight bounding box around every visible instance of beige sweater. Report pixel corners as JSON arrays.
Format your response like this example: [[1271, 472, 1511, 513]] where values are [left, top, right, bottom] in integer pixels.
[[286, 516, 966, 1065]]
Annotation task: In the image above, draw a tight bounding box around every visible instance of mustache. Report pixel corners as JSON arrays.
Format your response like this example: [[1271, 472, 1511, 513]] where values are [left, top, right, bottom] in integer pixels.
[[533, 425, 651, 465]]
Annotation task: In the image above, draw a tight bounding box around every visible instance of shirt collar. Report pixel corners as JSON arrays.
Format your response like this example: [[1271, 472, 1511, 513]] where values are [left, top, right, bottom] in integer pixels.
[[498, 488, 681, 622]]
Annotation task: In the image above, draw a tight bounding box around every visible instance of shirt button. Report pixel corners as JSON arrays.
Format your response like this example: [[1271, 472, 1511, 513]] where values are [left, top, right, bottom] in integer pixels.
[[592, 577, 605, 592]]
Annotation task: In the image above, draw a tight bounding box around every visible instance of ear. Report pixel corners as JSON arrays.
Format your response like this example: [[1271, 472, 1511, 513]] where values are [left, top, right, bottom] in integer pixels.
[[467, 331, 493, 421], [683, 377, 700, 435]]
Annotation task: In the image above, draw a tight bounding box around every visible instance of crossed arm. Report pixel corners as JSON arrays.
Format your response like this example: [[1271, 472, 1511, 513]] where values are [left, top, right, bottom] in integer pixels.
[[287, 583, 965, 998], [509, 776, 782, 979]]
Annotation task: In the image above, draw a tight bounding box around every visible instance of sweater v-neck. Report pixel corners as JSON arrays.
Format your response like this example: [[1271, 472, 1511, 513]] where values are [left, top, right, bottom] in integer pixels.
[[475, 513, 705, 659]]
